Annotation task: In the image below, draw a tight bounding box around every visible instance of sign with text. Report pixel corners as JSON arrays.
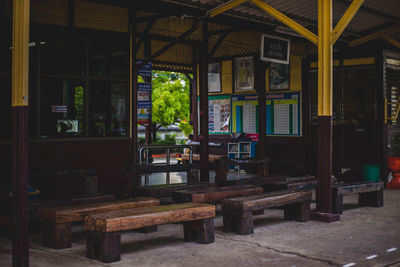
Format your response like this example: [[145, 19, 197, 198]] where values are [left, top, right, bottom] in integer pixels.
[[137, 62, 152, 124], [51, 105, 67, 113], [260, 34, 290, 64]]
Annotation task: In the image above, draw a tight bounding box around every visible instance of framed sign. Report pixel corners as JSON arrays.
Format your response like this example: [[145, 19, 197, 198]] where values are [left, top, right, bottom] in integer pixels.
[[269, 62, 289, 90], [234, 56, 254, 91], [260, 34, 290, 64], [208, 62, 221, 93]]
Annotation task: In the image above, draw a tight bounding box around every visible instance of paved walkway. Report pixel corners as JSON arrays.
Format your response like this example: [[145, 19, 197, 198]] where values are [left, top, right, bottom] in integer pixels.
[[0, 190, 399, 267]]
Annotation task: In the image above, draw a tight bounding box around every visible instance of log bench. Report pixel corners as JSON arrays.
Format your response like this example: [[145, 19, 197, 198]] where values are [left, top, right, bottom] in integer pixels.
[[263, 176, 317, 192], [172, 185, 263, 203], [222, 190, 312, 235], [332, 181, 384, 214], [85, 203, 215, 263], [39, 197, 159, 249]]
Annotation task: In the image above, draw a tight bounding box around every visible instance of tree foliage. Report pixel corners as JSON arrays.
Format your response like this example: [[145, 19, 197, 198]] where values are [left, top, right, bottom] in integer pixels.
[[152, 71, 193, 136]]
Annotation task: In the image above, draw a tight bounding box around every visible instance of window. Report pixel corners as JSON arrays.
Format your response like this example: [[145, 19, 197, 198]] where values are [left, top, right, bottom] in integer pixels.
[[40, 78, 86, 138], [309, 66, 375, 125], [89, 81, 127, 137], [342, 67, 376, 125]]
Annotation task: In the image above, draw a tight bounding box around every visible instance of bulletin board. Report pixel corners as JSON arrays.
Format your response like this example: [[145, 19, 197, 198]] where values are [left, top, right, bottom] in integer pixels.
[[231, 92, 301, 136], [198, 95, 231, 134]]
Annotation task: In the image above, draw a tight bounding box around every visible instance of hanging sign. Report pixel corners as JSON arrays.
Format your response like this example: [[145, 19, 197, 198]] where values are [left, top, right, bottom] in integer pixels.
[[137, 62, 152, 124], [260, 34, 290, 64]]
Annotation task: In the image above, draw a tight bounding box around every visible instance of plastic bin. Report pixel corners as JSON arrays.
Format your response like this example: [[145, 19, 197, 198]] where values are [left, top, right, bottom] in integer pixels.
[[362, 164, 380, 182]]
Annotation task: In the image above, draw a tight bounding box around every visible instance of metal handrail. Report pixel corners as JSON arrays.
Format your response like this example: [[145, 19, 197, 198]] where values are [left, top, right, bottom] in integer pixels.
[[138, 145, 193, 166], [137, 145, 193, 186]]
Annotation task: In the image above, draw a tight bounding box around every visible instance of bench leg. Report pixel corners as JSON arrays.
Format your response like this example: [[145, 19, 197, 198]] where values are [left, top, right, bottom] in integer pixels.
[[284, 201, 310, 222], [183, 218, 214, 244], [138, 225, 158, 233], [86, 231, 121, 263], [222, 209, 235, 233], [187, 170, 199, 184], [332, 193, 343, 214], [42, 222, 71, 249], [222, 209, 253, 235], [359, 189, 384, 207], [237, 210, 254, 235]]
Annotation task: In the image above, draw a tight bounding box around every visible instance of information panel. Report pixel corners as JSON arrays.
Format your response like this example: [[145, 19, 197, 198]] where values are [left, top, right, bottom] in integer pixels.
[[231, 92, 301, 136], [231, 95, 259, 134], [266, 92, 301, 136]]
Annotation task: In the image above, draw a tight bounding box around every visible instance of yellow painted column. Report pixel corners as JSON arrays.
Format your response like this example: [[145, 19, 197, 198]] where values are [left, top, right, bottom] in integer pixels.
[[318, 0, 332, 117], [12, 0, 30, 107], [11, 0, 30, 266]]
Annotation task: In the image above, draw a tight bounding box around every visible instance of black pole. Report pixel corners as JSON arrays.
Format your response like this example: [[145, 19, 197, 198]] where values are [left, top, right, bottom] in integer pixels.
[[199, 20, 209, 182]]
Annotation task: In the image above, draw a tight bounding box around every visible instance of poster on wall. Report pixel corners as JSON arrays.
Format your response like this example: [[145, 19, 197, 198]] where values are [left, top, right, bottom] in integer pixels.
[[269, 62, 289, 90], [208, 62, 221, 93], [266, 92, 301, 136], [137, 61, 152, 124], [197, 95, 231, 134], [234, 57, 254, 91]]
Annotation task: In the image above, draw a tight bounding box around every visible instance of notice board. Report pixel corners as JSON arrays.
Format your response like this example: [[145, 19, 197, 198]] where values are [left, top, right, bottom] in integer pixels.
[[231, 92, 301, 136], [198, 95, 231, 134], [231, 95, 259, 134], [266, 92, 301, 136]]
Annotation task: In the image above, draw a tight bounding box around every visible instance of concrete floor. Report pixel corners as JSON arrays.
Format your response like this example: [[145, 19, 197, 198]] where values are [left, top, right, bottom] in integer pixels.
[[0, 190, 399, 267]]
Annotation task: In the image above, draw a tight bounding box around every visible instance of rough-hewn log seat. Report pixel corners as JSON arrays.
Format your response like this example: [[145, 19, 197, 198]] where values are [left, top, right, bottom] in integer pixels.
[[39, 197, 159, 249], [85, 203, 215, 263], [264, 176, 317, 192], [222, 190, 312, 235], [172, 185, 263, 203], [332, 181, 384, 214]]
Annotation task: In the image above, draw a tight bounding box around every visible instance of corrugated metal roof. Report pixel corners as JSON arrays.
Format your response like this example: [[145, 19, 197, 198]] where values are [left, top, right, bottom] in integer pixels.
[[172, 0, 400, 41]]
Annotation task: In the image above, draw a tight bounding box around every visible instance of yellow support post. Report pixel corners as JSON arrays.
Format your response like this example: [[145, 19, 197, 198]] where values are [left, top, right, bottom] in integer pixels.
[[207, 0, 248, 18], [12, 0, 30, 107], [382, 35, 400, 49], [349, 25, 400, 47], [331, 0, 364, 45], [318, 0, 332, 117], [250, 0, 318, 45]]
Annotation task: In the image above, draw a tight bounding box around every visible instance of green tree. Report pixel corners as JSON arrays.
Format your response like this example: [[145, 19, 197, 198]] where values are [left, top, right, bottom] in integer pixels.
[[151, 71, 193, 136]]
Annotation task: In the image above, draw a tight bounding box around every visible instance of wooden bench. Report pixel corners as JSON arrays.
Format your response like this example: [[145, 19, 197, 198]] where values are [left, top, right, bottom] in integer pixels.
[[264, 176, 317, 192], [85, 203, 215, 263], [222, 190, 312, 235], [332, 181, 384, 214], [172, 185, 263, 203], [39, 197, 159, 249]]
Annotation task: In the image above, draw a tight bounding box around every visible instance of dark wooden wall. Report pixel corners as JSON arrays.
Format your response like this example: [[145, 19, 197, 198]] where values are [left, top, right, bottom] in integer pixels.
[[0, 138, 130, 196]]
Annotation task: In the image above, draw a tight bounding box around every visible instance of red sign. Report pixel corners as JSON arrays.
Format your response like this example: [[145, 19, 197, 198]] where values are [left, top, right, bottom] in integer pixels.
[[246, 133, 259, 142]]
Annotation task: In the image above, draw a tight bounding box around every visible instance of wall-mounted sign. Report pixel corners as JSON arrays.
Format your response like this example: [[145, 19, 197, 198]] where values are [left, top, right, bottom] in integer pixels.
[[137, 62, 152, 124], [260, 34, 290, 64], [51, 105, 67, 113]]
